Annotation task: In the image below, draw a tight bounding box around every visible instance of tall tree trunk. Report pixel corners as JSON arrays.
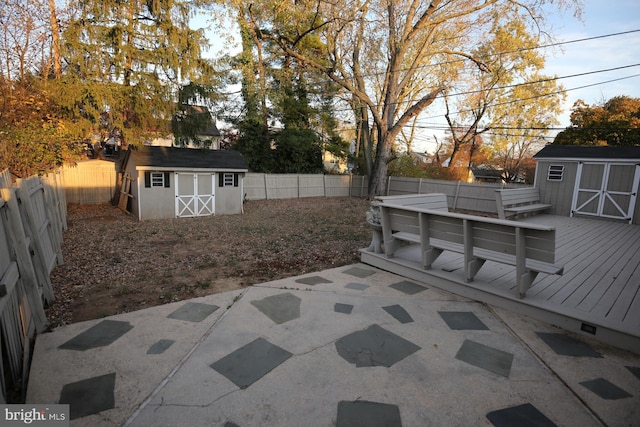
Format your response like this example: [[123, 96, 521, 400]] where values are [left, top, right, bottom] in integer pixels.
[[47, 0, 61, 79], [368, 126, 393, 198], [352, 98, 373, 176], [238, 7, 258, 119]]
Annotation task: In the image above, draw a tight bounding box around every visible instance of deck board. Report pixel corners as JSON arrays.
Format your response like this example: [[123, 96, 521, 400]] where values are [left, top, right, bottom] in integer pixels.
[[523, 218, 617, 298], [576, 229, 640, 312], [361, 214, 640, 353], [601, 260, 640, 324], [549, 224, 636, 305]]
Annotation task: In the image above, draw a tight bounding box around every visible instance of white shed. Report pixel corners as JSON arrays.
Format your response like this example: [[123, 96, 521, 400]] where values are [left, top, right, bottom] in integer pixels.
[[533, 145, 640, 224], [122, 146, 248, 220]]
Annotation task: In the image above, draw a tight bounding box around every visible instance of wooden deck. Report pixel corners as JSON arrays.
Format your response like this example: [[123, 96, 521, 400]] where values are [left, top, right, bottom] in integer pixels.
[[361, 214, 640, 354]]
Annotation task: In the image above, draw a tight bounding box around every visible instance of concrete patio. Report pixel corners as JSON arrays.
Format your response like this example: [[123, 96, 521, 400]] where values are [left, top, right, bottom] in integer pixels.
[[27, 264, 639, 426]]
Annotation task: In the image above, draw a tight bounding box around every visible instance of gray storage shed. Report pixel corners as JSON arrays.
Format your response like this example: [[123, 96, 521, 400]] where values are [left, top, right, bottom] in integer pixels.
[[122, 146, 248, 220], [533, 145, 640, 224]]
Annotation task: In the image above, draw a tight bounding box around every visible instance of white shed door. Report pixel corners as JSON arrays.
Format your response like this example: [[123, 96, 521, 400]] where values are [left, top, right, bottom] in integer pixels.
[[175, 173, 215, 218], [572, 162, 640, 223]]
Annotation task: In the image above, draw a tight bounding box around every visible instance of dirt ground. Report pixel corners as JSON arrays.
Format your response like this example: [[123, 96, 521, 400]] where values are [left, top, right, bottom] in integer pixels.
[[46, 197, 372, 327]]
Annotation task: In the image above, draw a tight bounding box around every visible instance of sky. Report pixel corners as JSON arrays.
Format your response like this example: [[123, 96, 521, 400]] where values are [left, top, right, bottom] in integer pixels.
[[412, 0, 640, 153], [196, 1, 640, 153], [542, 0, 640, 128]]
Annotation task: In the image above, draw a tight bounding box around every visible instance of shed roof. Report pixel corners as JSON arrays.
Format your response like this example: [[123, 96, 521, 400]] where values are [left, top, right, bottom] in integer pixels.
[[127, 146, 248, 170], [534, 145, 640, 160]]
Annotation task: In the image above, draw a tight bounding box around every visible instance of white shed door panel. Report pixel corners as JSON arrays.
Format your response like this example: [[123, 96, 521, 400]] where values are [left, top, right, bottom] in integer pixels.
[[572, 162, 640, 223], [175, 173, 215, 218]]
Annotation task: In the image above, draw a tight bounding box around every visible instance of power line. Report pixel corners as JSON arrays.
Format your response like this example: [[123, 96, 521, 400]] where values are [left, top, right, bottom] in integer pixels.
[[417, 71, 640, 122], [220, 28, 640, 95], [220, 28, 640, 138], [328, 29, 640, 79], [325, 66, 640, 117]]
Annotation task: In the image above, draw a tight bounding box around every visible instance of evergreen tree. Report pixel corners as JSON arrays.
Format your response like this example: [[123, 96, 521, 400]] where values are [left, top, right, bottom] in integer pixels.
[[60, 0, 217, 145], [226, 3, 344, 173]]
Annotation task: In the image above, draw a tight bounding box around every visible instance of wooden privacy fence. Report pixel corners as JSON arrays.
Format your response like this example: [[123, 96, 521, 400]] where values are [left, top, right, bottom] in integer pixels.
[[244, 173, 352, 200], [60, 160, 525, 217], [0, 169, 67, 403], [61, 160, 117, 204]]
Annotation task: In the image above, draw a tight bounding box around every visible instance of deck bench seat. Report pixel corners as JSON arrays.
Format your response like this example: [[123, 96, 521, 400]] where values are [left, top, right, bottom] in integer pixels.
[[496, 187, 551, 219], [428, 239, 563, 276], [390, 232, 563, 276], [367, 193, 449, 253], [379, 194, 563, 298]]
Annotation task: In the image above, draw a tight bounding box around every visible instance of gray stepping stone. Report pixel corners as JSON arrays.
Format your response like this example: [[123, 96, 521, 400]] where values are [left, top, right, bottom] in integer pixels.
[[580, 378, 633, 400], [336, 400, 402, 427], [59, 320, 133, 351], [335, 324, 421, 368], [486, 403, 557, 427], [167, 302, 219, 323], [295, 275, 332, 285], [382, 305, 414, 324], [345, 283, 369, 291], [536, 332, 602, 358], [335, 303, 354, 314], [210, 337, 292, 389], [389, 281, 427, 295], [251, 292, 301, 324], [59, 372, 116, 420], [343, 266, 376, 278], [627, 366, 640, 381], [438, 311, 489, 330], [147, 339, 175, 355], [455, 339, 514, 378]]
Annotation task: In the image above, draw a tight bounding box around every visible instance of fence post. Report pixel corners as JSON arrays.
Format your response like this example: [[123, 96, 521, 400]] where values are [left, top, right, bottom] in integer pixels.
[[264, 174, 269, 200], [453, 181, 461, 210]]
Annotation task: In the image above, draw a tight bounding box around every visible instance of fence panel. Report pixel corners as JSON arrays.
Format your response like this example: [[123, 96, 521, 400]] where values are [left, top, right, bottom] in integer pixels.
[[265, 174, 300, 199], [0, 169, 65, 403], [298, 175, 325, 198], [15, 178, 58, 303], [0, 189, 47, 333], [245, 173, 354, 200], [349, 175, 369, 198], [325, 175, 352, 197], [61, 160, 117, 204], [387, 176, 422, 195], [243, 173, 267, 200]]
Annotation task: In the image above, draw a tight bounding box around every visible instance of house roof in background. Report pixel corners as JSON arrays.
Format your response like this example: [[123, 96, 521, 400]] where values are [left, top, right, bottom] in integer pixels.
[[471, 168, 504, 180], [185, 105, 221, 137], [197, 122, 221, 137], [534, 145, 640, 160], [127, 146, 248, 170]]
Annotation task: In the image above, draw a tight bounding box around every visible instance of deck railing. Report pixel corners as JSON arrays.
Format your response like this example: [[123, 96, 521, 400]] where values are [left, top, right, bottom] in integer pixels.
[[369, 194, 564, 299]]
